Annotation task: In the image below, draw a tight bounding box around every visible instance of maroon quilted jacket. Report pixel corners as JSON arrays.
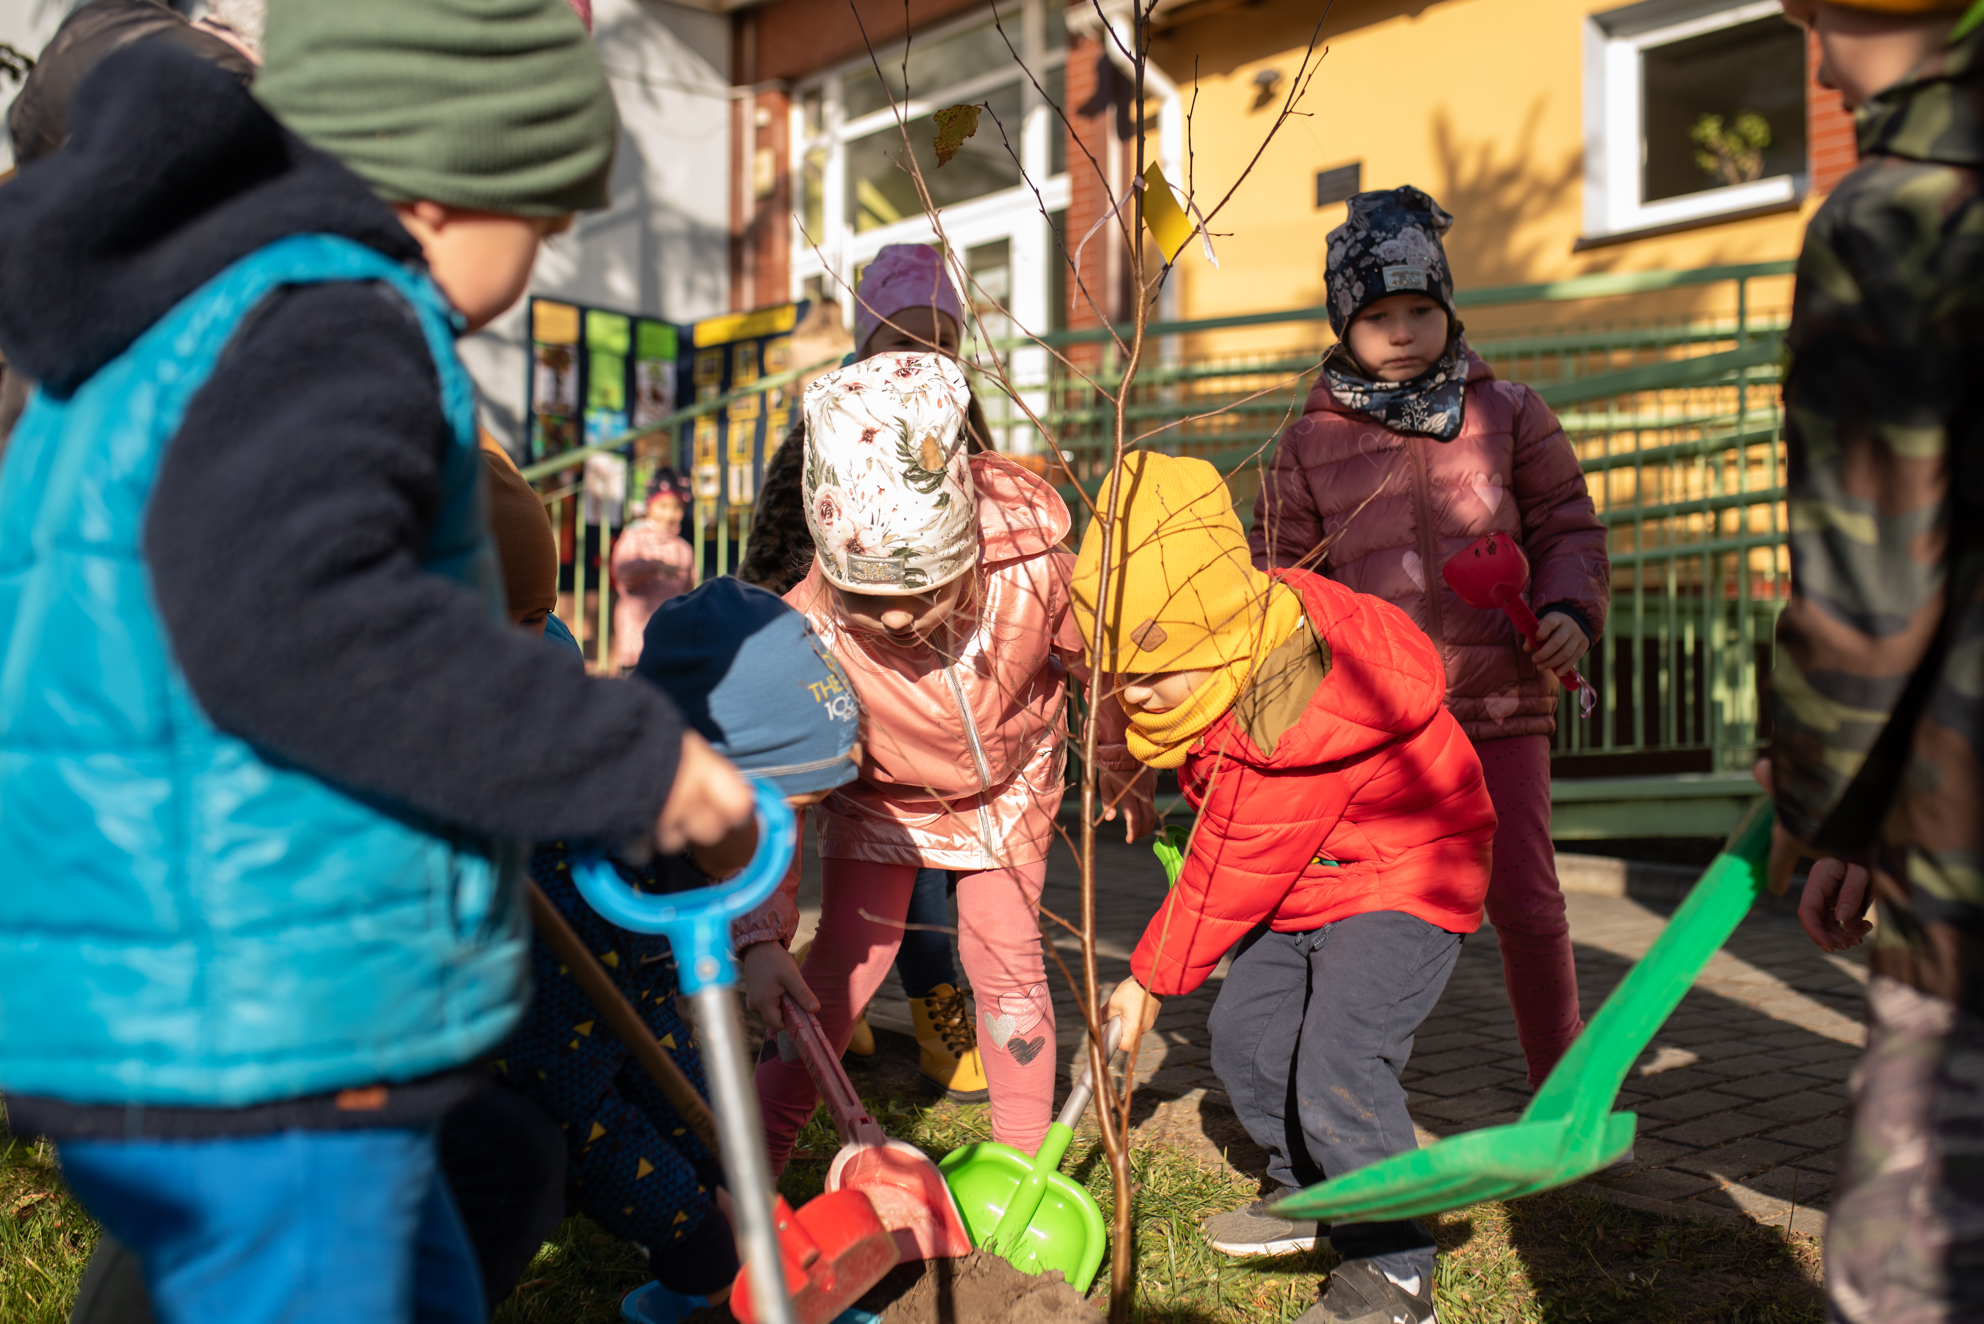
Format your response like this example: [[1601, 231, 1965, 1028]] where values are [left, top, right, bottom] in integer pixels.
[[1249, 351, 1610, 742]]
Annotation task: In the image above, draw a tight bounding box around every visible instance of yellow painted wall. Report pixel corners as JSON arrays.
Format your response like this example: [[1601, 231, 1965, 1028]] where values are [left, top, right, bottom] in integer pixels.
[[1147, 0, 1813, 343]]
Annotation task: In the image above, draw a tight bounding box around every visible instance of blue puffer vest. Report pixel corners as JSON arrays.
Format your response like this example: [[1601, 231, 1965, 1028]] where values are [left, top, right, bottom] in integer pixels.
[[0, 235, 528, 1107]]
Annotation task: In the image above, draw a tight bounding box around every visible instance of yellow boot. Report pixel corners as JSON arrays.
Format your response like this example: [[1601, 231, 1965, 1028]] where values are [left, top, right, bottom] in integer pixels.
[[844, 1011, 876, 1059], [912, 984, 988, 1102], [789, 940, 874, 1059]]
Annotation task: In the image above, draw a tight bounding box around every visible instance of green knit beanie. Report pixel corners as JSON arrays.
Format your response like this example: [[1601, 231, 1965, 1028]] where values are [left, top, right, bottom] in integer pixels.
[[254, 0, 618, 217]]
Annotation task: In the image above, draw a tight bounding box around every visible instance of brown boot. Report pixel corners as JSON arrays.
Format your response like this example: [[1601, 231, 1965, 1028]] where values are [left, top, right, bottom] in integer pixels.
[[911, 984, 989, 1102]]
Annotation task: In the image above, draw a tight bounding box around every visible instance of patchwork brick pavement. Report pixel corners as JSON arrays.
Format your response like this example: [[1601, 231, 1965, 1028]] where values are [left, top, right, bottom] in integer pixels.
[[791, 835, 1864, 1239]]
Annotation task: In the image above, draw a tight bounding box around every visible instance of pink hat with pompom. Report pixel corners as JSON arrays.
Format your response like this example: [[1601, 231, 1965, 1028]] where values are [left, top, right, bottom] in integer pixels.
[[854, 244, 966, 355]]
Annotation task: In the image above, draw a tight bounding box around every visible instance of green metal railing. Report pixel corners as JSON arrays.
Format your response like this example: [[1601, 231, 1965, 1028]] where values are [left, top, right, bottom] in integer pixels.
[[528, 261, 1797, 801], [985, 260, 1796, 780]]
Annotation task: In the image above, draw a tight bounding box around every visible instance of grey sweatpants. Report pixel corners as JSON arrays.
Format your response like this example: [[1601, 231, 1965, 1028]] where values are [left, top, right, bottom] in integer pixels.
[[1208, 911, 1462, 1281]]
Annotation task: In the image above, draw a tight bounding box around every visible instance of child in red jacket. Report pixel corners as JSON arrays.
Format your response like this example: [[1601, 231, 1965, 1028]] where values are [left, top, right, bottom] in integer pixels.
[[1073, 452, 1495, 1324]]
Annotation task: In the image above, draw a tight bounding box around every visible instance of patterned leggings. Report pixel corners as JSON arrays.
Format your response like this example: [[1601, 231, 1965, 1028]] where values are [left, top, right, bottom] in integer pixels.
[[755, 857, 1054, 1171]]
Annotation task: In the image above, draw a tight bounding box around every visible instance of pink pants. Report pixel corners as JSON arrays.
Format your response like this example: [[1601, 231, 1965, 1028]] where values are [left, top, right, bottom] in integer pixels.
[[756, 858, 1054, 1172], [1475, 734, 1584, 1085]]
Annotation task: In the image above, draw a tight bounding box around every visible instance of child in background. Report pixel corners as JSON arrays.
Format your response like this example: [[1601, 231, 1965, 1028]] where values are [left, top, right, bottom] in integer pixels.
[[1081, 452, 1496, 1324], [1252, 187, 1609, 1089], [0, 7, 756, 1322], [737, 352, 1150, 1168], [739, 243, 1001, 1101], [610, 468, 694, 670], [509, 578, 862, 1324]]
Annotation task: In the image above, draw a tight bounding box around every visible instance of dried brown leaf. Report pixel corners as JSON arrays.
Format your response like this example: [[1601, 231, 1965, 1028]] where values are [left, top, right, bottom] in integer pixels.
[[931, 103, 981, 167]]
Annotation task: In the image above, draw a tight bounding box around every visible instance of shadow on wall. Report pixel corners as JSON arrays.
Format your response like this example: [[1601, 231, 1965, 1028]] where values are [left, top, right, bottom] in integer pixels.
[[1429, 101, 1591, 290], [1150, 0, 1472, 83]]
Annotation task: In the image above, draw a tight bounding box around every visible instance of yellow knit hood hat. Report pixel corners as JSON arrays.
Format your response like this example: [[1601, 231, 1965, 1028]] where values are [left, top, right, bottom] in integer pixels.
[[1069, 452, 1302, 674]]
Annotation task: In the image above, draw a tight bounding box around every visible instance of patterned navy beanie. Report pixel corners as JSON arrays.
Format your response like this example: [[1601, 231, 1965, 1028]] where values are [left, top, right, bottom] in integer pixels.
[[1324, 186, 1456, 337]]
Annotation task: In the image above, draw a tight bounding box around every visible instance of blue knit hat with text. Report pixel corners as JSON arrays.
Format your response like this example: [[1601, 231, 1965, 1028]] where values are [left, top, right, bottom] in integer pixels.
[[632, 579, 859, 796]]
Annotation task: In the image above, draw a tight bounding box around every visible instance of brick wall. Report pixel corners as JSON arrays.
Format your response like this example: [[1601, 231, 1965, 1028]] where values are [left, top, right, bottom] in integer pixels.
[[1808, 28, 1858, 194], [1062, 31, 1124, 362]]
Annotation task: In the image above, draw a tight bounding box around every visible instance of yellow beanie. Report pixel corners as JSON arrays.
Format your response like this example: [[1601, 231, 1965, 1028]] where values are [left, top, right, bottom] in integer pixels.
[[1069, 452, 1299, 674]]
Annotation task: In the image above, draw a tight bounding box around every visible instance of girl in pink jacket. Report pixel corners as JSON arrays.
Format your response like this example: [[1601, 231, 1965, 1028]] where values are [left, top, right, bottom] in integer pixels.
[[1251, 187, 1610, 1088], [737, 352, 1145, 1166]]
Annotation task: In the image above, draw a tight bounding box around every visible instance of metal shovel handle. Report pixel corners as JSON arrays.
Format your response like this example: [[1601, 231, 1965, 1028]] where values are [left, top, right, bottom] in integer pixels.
[[568, 778, 800, 1324], [1056, 1016, 1125, 1131]]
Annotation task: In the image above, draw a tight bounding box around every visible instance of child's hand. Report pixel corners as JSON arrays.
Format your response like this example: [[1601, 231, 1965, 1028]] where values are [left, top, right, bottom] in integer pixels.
[[1099, 764, 1159, 842], [1105, 976, 1162, 1044], [1525, 611, 1589, 674], [655, 732, 755, 854], [741, 940, 817, 1032], [1798, 857, 1874, 952], [690, 820, 759, 880]]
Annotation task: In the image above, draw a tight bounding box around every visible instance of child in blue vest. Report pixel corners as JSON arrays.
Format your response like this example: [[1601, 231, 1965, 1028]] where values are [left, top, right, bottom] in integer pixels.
[[507, 578, 862, 1324], [0, 4, 756, 1322]]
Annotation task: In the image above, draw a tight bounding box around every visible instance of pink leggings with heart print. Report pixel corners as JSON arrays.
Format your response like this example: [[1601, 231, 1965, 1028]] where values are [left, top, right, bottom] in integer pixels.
[[754, 858, 1054, 1172]]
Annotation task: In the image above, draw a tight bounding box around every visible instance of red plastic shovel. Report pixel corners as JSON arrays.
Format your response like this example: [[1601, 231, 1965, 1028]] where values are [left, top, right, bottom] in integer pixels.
[[728, 1191, 901, 1324], [1442, 531, 1595, 717], [779, 993, 976, 1262]]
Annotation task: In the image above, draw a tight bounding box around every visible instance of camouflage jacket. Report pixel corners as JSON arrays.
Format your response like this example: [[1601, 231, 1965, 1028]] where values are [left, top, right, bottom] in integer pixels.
[[1771, 25, 1984, 1008]]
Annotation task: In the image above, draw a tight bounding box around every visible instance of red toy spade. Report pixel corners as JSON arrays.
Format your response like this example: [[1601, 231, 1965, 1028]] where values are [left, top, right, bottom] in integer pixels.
[[1442, 532, 1596, 717]]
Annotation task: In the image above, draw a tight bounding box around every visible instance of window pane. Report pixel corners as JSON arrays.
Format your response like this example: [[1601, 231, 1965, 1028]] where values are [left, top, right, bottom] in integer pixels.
[[1641, 17, 1806, 203], [846, 81, 1026, 231], [801, 144, 827, 239], [967, 238, 1013, 350], [1044, 2, 1067, 50], [842, 18, 1019, 120]]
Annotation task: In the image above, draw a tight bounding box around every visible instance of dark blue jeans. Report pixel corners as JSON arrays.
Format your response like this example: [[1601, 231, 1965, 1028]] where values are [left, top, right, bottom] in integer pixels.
[[1208, 911, 1462, 1286], [895, 866, 959, 999]]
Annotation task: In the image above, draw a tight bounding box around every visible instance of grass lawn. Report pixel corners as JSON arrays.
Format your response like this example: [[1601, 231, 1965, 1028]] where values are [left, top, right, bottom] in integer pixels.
[[2, 1093, 1824, 1324]]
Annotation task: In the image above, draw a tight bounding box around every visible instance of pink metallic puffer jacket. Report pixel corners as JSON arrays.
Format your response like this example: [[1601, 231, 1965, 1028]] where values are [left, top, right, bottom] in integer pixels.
[[786, 452, 1126, 870], [1250, 352, 1609, 742]]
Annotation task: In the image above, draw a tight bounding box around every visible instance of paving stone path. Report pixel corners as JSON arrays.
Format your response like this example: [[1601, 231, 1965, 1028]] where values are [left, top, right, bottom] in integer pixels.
[[792, 835, 1864, 1238]]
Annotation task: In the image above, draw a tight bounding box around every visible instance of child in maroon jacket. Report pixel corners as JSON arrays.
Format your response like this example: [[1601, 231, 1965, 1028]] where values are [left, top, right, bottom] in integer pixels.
[[1073, 452, 1495, 1324], [1252, 186, 1609, 1091]]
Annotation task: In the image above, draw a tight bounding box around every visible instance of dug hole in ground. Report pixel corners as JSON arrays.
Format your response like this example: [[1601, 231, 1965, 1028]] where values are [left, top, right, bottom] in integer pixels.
[[862, 1249, 1099, 1323]]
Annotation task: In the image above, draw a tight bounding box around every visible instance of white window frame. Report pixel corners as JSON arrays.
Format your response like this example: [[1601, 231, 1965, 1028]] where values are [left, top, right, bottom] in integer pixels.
[[1583, 0, 1806, 238], [788, 0, 1070, 344]]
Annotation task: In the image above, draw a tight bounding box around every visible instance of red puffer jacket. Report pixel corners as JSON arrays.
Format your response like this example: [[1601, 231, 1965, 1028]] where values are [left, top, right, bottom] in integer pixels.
[[1129, 568, 1496, 997], [1249, 352, 1609, 742]]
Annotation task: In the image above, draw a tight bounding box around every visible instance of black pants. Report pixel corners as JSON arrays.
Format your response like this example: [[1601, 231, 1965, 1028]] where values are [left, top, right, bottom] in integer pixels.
[[67, 1086, 568, 1324], [1207, 911, 1461, 1284]]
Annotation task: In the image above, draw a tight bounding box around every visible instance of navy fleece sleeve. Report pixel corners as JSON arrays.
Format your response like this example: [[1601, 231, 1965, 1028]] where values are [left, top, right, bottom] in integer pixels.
[[145, 280, 683, 844]]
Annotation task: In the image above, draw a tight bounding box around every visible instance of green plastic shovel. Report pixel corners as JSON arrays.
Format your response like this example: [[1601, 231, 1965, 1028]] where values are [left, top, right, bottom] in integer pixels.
[[937, 1019, 1124, 1292], [1264, 798, 1776, 1224]]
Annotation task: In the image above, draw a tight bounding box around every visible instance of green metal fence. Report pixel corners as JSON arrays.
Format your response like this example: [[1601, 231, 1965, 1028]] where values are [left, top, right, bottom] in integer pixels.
[[988, 260, 1796, 792], [525, 261, 1797, 830]]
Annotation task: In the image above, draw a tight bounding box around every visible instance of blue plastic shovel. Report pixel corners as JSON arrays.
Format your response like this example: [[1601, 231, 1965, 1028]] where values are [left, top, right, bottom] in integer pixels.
[[573, 780, 799, 1324]]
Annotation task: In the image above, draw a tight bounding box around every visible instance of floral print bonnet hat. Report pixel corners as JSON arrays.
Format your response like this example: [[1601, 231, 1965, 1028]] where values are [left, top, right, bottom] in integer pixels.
[[801, 352, 977, 595]]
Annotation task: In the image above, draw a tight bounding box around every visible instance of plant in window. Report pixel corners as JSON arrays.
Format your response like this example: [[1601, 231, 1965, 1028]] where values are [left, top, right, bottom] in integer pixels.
[[1690, 111, 1772, 188]]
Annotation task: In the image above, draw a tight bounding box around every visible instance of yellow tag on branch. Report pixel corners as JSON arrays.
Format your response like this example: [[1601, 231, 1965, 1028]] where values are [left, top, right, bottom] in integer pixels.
[[1140, 163, 1198, 265]]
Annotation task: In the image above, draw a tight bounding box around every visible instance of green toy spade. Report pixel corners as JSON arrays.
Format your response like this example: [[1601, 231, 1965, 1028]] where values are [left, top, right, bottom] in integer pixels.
[[938, 1018, 1124, 1291], [1264, 798, 1776, 1224]]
